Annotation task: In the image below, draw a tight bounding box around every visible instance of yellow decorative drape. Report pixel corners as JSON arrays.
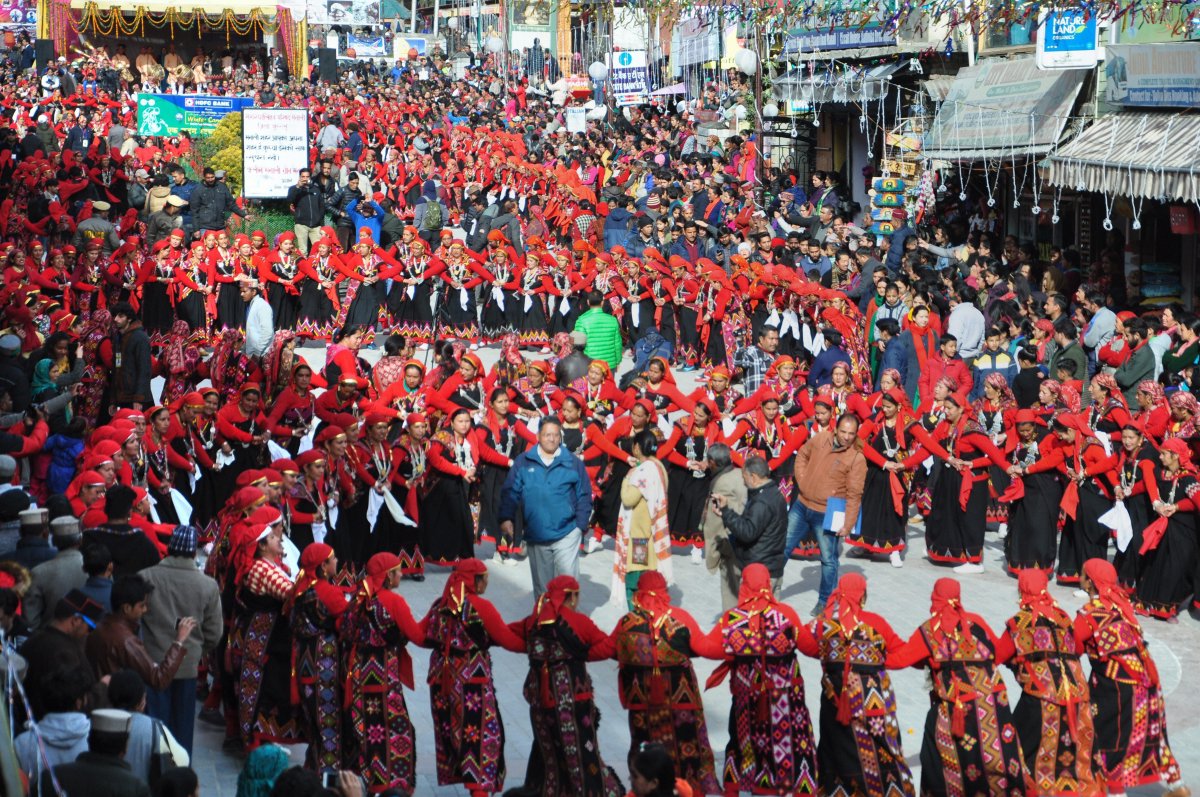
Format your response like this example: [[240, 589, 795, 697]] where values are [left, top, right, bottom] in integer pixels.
[[70, 2, 279, 41]]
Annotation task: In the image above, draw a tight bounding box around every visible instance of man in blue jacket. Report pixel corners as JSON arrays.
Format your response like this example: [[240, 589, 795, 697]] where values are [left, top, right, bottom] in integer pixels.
[[498, 417, 592, 596]]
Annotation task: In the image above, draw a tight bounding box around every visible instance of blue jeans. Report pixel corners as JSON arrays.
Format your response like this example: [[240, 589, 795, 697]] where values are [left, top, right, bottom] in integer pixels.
[[146, 677, 197, 755], [787, 501, 840, 607]]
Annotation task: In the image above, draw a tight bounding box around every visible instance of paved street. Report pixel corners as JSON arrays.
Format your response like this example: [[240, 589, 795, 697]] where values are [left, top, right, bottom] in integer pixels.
[[190, 342, 1200, 795]]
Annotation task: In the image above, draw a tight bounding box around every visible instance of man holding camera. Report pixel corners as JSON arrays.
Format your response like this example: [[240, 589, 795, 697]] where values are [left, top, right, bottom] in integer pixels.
[[289, 167, 326, 256]]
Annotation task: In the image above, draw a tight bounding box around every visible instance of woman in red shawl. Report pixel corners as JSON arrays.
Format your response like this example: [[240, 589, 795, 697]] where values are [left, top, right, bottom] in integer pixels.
[[1051, 413, 1117, 586], [157, 320, 202, 406], [906, 304, 940, 404], [796, 573, 913, 796], [887, 578, 1029, 796], [1133, 380, 1170, 442], [1002, 409, 1066, 574], [507, 575, 624, 797], [999, 570, 1100, 797], [418, 558, 524, 797], [1165, 391, 1200, 460], [225, 506, 300, 752], [658, 398, 722, 557], [589, 570, 720, 796], [851, 388, 936, 565], [1111, 421, 1159, 588], [1131, 437, 1198, 620], [921, 391, 1009, 571], [75, 308, 113, 427], [287, 541, 351, 777], [1076, 559, 1189, 796], [340, 552, 426, 794], [691, 563, 818, 796]]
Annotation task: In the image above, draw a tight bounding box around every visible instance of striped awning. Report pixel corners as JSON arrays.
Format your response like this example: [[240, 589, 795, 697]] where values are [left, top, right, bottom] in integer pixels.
[[1046, 112, 1200, 203]]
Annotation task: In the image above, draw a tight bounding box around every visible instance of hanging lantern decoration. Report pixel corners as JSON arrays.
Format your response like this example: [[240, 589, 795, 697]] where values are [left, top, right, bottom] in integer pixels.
[[762, 102, 779, 118], [734, 48, 757, 75], [485, 35, 504, 53], [446, 16, 458, 29], [588, 61, 608, 81], [869, 177, 906, 235], [408, 47, 419, 60]]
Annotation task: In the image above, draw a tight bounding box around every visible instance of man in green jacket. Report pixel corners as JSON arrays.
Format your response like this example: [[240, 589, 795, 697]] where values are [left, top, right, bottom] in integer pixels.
[[573, 292, 623, 370]]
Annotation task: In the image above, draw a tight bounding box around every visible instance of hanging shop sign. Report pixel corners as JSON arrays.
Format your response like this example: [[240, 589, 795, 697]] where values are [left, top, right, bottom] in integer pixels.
[[608, 50, 649, 106], [136, 94, 254, 137], [1036, 8, 1099, 70], [1105, 43, 1200, 107]]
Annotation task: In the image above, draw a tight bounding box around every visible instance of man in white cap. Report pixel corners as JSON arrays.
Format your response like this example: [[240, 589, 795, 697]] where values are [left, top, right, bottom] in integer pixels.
[[43, 707, 152, 797], [72, 200, 122, 254], [146, 194, 186, 247], [240, 279, 274, 359], [127, 169, 150, 217], [3, 507, 53, 570]]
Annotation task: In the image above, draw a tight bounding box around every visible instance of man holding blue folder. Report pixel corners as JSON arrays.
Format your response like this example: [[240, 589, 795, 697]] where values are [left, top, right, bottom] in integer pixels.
[[788, 415, 867, 616]]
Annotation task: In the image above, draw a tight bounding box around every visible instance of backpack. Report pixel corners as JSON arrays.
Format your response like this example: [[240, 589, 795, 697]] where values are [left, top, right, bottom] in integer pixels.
[[421, 200, 443, 231]]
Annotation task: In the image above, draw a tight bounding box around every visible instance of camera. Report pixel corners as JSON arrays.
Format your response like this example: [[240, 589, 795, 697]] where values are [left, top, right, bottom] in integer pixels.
[[321, 772, 338, 788]]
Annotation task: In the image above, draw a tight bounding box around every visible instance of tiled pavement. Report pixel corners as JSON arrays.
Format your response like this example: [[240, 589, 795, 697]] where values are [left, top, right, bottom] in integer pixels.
[[188, 343, 1200, 795]]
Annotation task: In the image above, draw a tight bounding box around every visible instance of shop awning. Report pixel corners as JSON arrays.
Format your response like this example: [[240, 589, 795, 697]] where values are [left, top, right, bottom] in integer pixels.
[[923, 56, 1088, 161], [70, 0, 270, 13], [1046, 112, 1200, 203]]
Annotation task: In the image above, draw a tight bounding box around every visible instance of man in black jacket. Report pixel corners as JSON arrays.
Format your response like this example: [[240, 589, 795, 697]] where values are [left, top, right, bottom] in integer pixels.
[[109, 303, 152, 411], [287, 167, 325, 256], [189, 167, 245, 239], [328, 172, 363, 252], [712, 455, 787, 588], [43, 708, 152, 797]]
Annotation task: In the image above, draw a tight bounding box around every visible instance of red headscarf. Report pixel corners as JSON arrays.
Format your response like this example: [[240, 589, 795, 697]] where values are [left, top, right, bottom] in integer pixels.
[[442, 557, 487, 613], [928, 578, 972, 646], [737, 563, 777, 614], [287, 542, 335, 613], [1082, 558, 1138, 628], [631, 570, 672, 618], [1016, 570, 1069, 626], [362, 552, 403, 596], [535, 575, 580, 624], [1159, 436, 1195, 473], [823, 572, 868, 724]]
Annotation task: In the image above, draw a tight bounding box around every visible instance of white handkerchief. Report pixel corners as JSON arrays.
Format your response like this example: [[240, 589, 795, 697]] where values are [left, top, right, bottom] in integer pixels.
[[491, 285, 506, 311], [459, 287, 469, 311], [312, 521, 327, 543], [383, 490, 416, 526], [367, 489, 384, 532], [406, 284, 415, 300], [1099, 500, 1134, 553], [170, 489, 193, 526], [559, 297, 570, 316], [524, 294, 532, 313]]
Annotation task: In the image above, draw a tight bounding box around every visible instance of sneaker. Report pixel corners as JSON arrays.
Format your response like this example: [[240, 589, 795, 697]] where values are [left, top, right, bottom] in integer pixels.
[[690, 546, 703, 565], [889, 550, 903, 568], [997, 523, 1008, 539], [1074, 589, 1090, 598], [586, 536, 603, 554], [810, 602, 826, 617], [540, 347, 551, 354], [492, 551, 505, 564], [953, 562, 984, 574]]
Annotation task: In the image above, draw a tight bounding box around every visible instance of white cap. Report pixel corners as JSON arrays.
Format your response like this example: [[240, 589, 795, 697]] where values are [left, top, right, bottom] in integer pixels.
[[91, 708, 132, 734]]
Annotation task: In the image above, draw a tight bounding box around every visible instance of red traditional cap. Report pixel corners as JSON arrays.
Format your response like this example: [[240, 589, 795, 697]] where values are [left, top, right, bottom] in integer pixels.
[[297, 450, 327, 468], [272, 458, 299, 474]]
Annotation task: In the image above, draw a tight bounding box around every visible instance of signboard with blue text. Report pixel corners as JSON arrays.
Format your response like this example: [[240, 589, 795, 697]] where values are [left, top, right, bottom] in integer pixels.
[[608, 50, 649, 106], [136, 94, 254, 137], [1037, 9, 1100, 69], [1106, 43, 1200, 107]]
